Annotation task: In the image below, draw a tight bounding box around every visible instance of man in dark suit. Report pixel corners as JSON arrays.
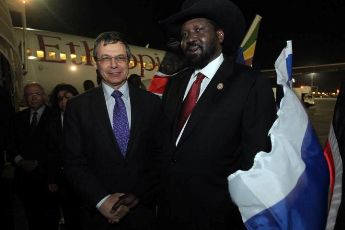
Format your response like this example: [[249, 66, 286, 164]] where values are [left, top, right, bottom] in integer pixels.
[[9, 83, 59, 230], [158, 0, 277, 229], [63, 31, 166, 230]]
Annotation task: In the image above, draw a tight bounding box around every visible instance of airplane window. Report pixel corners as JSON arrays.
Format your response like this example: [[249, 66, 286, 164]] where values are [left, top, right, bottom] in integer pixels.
[[60, 53, 67, 61], [36, 50, 44, 58], [147, 63, 153, 69], [49, 51, 56, 59], [129, 60, 135, 68], [27, 48, 37, 60], [81, 55, 87, 63], [26, 48, 32, 56], [70, 53, 77, 61]]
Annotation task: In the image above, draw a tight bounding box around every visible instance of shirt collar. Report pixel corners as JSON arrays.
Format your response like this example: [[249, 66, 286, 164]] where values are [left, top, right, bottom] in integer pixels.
[[102, 81, 129, 100], [31, 104, 45, 116], [193, 53, 224, 79]]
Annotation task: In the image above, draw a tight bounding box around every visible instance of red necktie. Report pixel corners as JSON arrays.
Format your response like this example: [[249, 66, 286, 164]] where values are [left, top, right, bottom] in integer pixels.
[[177, 72, 205, 134]]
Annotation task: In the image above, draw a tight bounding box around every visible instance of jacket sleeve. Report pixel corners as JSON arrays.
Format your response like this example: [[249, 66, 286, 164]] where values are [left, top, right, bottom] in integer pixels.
[[62, 99, 109, 207], [240, 73, 277, 170]]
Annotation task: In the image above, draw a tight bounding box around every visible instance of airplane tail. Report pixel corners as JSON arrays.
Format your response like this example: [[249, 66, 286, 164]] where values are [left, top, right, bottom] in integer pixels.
[[236, 14, 262, 67]]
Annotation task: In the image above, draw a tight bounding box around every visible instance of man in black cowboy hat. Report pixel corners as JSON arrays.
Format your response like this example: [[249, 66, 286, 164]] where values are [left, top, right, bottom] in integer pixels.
[[158, 0, 276, 229]]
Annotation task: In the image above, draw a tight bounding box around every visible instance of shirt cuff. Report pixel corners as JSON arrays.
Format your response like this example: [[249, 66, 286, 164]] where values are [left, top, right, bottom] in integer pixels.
[[96, 194, 110, 209], [14, 155, 24, 164]]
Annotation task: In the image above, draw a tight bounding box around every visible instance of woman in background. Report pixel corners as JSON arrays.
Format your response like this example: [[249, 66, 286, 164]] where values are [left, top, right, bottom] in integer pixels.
[[47, 83, 81, 230]]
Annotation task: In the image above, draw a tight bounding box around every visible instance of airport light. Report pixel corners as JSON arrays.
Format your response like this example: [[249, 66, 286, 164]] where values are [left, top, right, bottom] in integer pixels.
[[70, 65, 77, 71], [310, 72, 317, 87]]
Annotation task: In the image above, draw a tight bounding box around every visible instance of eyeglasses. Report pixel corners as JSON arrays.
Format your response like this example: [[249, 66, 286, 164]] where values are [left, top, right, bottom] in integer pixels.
[[95, 55, 129, 65], [25, 92, 44, 97]]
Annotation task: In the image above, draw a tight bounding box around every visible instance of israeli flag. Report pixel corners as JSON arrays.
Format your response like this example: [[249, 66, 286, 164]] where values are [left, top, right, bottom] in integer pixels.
[[228, 41, 329, 229]]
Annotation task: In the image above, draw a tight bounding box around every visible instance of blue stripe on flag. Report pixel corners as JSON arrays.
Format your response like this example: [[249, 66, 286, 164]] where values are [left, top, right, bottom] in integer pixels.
[[245, 121, 329, 230], [286, 53, 292, 82], [236, 47, 245, 65]]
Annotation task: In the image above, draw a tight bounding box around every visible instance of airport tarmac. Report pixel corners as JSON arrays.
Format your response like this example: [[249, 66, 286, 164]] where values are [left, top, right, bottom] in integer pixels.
[[307, 98, 337, 146]]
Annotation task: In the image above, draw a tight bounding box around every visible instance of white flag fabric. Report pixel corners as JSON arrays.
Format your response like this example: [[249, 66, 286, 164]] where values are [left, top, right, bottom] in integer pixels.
[[228, 41, 330, 229]]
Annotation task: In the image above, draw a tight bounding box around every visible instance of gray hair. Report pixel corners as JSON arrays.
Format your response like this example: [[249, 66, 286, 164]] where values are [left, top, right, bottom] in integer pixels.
[[93, 31, 132, 60], [24, 82, 45, 95]]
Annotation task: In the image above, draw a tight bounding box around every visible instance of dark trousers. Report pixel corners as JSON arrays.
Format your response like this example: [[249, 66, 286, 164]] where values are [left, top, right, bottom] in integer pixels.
[[60, 176, 82, 230], [15, 169, 60, 230], [0, 177, 15, 230]]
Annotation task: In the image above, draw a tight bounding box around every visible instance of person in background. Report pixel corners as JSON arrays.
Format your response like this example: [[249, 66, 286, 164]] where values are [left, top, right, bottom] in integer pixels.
[[127, 74, 147, 90], [83, 79, 96, 91], [63, 31, 167, 230], [47, 83, 82, 230], [9, 82, 60, 230], [158, 0, 277, 229]]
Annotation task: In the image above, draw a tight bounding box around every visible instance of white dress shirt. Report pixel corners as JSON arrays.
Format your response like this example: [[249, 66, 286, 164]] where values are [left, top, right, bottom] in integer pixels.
[[176, 53, 224, 145], [14, 105, 46, 164], [102, 82, 131, 129], [97, 81, 131, 208]]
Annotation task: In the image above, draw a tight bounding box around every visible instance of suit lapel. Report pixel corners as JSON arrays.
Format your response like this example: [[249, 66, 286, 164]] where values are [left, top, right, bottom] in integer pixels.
[[30, 106, 49, 132], [38, 106, 49, 126], [178, 58, 236, 145], [23, 109, 31, 131], [92, 86, 123, 159], [170, 68, 194, 140], [125, 85, 141, 159]]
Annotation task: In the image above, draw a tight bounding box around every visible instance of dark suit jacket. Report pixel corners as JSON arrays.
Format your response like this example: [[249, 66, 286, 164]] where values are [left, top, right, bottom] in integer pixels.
[[10, 106, 52, 173], [158, 57, 277, 230], [8, 105, 54, 216], [46, 113, 63, 184], [63, 84, 167, 230]]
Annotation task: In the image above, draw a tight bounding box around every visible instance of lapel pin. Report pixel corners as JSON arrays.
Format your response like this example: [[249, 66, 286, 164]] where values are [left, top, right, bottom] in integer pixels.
[[217, 83, 224, 90]]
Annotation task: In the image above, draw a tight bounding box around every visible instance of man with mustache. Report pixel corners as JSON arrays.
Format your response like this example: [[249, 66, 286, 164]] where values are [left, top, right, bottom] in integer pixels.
[[158, 0, 277, 229]]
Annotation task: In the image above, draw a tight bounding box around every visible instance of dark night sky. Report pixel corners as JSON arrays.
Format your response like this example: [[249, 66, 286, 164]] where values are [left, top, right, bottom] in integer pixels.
[[14, 0, 345, 91]]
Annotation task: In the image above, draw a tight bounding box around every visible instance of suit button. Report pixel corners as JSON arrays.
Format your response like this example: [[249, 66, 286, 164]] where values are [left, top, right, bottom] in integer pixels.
[[171, 158, 177, 164]]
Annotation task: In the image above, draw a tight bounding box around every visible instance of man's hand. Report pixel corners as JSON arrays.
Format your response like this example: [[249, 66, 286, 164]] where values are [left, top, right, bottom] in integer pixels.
[[109, 193, 139, 224], [48, 184, 59, 192], [111, 193, 139, 211], [98, 193, 126, 223], [18, 160, 37, 172]]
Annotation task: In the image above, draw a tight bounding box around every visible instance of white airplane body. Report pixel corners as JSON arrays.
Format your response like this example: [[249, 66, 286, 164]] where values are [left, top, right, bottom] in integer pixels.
[[1, 1, 345, 109], [16, 28, 166, 94]]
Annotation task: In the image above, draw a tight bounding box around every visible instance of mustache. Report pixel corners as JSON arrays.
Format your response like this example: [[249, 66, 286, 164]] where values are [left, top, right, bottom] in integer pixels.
[[185, 41, 202, 50]]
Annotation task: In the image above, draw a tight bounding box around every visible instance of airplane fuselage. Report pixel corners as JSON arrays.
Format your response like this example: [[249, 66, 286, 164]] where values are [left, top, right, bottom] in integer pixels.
[[16, 28, 166, 94]]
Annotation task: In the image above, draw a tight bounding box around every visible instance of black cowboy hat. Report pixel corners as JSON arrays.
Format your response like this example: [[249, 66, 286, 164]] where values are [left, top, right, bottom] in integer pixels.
[[161, 0, 246, 55]]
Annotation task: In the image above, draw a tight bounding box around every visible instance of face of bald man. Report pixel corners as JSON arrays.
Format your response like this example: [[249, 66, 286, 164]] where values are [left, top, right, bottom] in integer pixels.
[[24, 84, 46, 111]]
